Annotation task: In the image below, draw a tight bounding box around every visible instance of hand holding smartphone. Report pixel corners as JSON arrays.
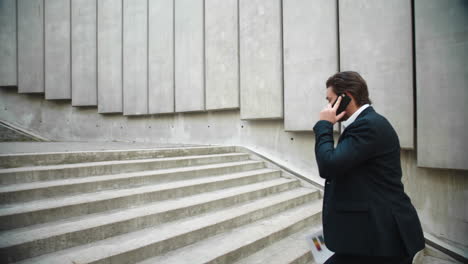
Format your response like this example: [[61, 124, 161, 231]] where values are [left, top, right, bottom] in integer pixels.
[[332, 93, 351, 116], [319, 93, 350, 124]]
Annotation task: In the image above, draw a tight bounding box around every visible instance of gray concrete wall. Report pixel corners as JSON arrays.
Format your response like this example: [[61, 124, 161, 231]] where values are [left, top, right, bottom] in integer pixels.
[[5, 0, 467, 170], [339, 0, 414, 149], [123, 0, 148, 116], [148, 0, 174, 114], [97, 0, 123, 114], [0, 0, 17, 87], [415, 0, 468, 170], [400, 150, 467, 253], [175, 0, 205, 113], [205, 0, 239, 111], [17, 0, 44, 93], [0, 123, 39, 142], [71, 0, 97, 106], [44, 0, 71, 100], [0, 87, 466, 253], [239, 0, 283, 120], [283, 0, 338, 131]]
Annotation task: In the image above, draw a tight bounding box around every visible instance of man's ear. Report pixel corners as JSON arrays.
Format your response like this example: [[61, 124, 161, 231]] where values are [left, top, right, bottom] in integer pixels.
[[344, 92, 354, 101]]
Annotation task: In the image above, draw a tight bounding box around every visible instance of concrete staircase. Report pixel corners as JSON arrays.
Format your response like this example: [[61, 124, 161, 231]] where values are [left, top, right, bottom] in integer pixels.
[[0, 145, 323, 264]]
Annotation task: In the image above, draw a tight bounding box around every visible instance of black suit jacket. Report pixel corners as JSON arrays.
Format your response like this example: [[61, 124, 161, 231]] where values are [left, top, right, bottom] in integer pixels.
[[313, 106, 425, 257]]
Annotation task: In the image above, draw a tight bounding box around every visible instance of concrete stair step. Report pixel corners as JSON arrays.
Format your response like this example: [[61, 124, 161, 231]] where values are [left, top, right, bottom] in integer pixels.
[[0, 160, 265, 203], [234, 225, 322, 264], [0, 152, 250, 184], [0, 183, 319, 262], [0, 145, 237, 168], [137, 201, 322, 264], [12, 189, 321, 264], [422, 256, 460, 264], [0, 168, 287, 229]]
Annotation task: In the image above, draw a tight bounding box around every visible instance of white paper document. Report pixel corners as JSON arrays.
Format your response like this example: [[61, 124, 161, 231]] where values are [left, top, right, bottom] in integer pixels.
[[305, 230, 334, 264]]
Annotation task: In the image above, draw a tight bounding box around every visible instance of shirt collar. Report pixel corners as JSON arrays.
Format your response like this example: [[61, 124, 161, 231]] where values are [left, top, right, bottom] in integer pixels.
[[341, 104, 370, 129]]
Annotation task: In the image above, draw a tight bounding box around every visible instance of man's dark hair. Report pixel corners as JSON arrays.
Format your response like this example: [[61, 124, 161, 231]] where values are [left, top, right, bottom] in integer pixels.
[[326, 71, 372, 106]]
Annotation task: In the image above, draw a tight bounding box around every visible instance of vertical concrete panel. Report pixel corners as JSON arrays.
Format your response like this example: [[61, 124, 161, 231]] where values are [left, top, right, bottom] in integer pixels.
[[239, 0, 283, 119], [148, 0, 174, 114], [71, 0, 97, 106], [123, 0, 148, 115], [97, 0, 122, 113], [17, 0, 44, 93], [339, 0, 414, 148], [415, 0, 468, 170], [283, 0, 338, 131], [44, 0, 71, 99], [175, 0, 204, 112], [205, 0, 239, 111], [0, 0, 17, 86]]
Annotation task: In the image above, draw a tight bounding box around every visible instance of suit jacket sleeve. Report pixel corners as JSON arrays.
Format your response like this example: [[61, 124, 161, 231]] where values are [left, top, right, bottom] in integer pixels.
[[313, 119, 377, 180]]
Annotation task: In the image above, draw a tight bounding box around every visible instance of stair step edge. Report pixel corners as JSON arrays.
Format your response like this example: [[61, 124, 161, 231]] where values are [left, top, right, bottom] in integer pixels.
[[14, 191, 322, 264], [0, 168, 284, 216], [0, 159, 265, 192], [137, 201, 323, 264], [0, 187, 317, 248], [0, 152, 249, 173]]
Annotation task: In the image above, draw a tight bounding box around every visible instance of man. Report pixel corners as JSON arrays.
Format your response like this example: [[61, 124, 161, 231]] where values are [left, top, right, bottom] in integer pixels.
[[313, 71, 425, 264]]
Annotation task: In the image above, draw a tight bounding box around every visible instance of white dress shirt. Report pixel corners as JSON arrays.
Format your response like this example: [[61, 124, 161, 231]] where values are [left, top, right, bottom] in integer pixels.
[[341, 104, 370, 130]]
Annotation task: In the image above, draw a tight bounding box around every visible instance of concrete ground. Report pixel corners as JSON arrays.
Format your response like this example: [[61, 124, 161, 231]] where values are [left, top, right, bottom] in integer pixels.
[[422, 256, 461, 264]]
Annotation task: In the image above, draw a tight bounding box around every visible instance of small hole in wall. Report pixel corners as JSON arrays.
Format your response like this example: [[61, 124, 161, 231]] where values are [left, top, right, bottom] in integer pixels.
[[148, 126, 151, 128], [290, 137, 294, 141], [241, 125, 244, 128], [4, 107, 7, 110], [208, 125, 210, 128], [120, 126, 123, 129], [96, 124, 99, 127]]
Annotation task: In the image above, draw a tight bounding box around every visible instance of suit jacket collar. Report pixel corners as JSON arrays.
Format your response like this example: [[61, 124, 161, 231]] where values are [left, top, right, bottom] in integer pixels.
[[342, 104, 370, 129], [341, 106, 375, 134]]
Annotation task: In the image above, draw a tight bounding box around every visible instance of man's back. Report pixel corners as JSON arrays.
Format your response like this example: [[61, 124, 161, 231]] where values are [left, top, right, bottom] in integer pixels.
[[314, 106, 425, 257]]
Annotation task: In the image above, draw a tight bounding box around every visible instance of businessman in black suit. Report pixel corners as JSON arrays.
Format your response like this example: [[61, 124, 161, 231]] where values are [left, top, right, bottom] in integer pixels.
[[313, 71, 425, 264]]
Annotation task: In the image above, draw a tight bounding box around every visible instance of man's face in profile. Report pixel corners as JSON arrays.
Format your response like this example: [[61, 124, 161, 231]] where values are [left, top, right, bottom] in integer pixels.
[[325, 87, 350, 121]]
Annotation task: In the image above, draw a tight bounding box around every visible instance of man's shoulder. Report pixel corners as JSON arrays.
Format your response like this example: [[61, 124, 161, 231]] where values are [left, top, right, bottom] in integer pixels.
[[346, 107, 392, 131], [340, 107, 400, 148], [365, 108, 394, 128]]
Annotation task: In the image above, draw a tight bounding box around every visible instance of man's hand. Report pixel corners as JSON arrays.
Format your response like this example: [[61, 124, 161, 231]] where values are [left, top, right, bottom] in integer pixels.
[[319, 95, 346, 125]]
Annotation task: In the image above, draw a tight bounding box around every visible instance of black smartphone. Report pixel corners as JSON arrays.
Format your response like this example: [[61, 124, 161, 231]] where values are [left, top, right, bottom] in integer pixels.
[[332, 93, 351, 115]]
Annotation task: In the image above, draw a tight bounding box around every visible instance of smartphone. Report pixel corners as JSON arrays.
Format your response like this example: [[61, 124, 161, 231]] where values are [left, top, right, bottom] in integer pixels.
[[332, 93, 351, 115]]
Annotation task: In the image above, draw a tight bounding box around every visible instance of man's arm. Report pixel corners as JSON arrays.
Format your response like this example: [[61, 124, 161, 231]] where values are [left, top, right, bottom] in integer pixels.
[[313, 119, 376, 180]]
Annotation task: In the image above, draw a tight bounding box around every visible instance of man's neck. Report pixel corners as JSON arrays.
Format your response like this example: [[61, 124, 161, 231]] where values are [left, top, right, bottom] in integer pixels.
[[346, 101, 360, 117], [342, 103, 370, 129]]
